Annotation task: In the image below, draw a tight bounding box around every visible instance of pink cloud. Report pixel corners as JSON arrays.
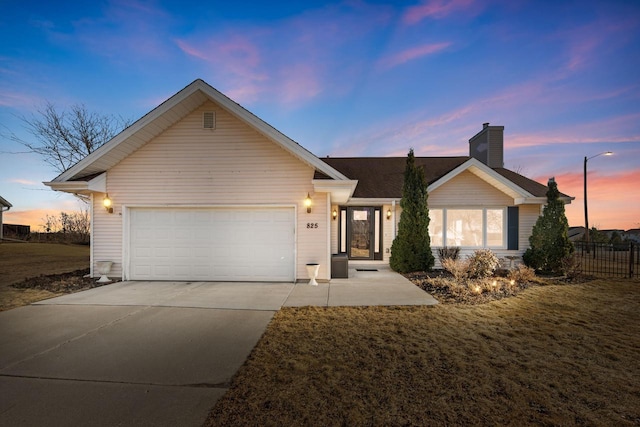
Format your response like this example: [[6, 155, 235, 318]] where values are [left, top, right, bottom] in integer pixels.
[[278, 64, 322, 106], [9, 178, 39, 186], [173, 2, 392, 107], [378, 42, 451, 69], [508, 113, 640, 149], [553, 16, 639, 77], [3, 202, 89, 231], [565, 36, 600, 72], [175, 36, 269, 104], [175, 39, 209, 61], [0, 90, 40, 108], [177, 37, 266, 79], [44, 0, 176, 62], [403, 0, 477, 25], [217, 38, 262, 69], [551, 170, 640, 230], [225, 84, 265, 105]]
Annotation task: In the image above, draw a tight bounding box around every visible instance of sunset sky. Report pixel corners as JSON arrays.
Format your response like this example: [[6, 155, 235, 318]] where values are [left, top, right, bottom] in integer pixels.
[[1, 0, 639, 232]]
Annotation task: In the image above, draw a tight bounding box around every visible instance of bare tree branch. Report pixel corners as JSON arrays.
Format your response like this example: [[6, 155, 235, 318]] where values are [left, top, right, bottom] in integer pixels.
[[5, 101, 131, 174]]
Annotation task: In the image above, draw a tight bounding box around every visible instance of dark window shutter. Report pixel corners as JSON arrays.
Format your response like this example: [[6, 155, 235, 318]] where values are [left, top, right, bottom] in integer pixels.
[[507, 206, 519, 250]]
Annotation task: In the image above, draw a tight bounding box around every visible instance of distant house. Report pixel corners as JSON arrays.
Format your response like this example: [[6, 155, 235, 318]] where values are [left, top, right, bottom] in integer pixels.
[[568, 226, 586, 242], [2, 224, 30, 240], [45, 79, 573, 281], [627, 230, 640, 244], [0, 196, 12, 240]]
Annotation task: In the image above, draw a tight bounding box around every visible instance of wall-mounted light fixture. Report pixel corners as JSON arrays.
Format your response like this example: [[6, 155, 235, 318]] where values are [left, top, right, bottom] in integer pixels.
[[304, 193, 312, 214], [386, 209, 392, 220], [103, 194, 113, 214], [332, 209, 338, 220]]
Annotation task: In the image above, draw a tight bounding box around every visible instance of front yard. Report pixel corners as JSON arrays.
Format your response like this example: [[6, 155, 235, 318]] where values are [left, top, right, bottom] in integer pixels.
[[2, 242, 638, 424], [0, 242, 90, 311], [206, 278, 640, 426]]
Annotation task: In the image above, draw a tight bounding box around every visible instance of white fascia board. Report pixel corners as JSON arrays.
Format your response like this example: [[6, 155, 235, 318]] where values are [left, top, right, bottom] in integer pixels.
[[312, 179, 358, 204], [0, 195, 12, 208], [428, 158, 534, 199], [44, 181, 90, 194], [515, 196, 575, 205], [341, 198, 399, 206]]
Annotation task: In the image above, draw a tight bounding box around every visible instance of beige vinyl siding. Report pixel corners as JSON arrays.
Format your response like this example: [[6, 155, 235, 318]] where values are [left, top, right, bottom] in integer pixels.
[[382, 204, 395, 261], [429, 170, 513, 206], [330, 205, 338, 255], [92, 196, 125, 276], [383, 173, 543, 269], [297, 196, 330, 280], [93, 100, 330, 280], [518, 204, 541, 253]]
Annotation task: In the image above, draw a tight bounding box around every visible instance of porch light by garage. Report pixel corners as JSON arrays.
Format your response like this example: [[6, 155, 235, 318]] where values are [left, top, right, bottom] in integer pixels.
[[103, 194, 113, 213], [304, 193, 312, 213]]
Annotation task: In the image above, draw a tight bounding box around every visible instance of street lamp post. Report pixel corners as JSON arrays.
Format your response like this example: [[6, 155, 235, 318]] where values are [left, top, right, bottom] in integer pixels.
[[584, 151, 612, 249]]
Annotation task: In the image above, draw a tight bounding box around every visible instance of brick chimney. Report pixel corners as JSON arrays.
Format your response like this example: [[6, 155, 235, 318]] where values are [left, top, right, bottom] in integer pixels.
[[469, 122, 504, 168]]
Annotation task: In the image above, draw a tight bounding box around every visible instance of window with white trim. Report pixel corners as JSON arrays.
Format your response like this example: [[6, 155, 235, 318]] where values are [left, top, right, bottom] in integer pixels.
[[428, 208, 505, 248]]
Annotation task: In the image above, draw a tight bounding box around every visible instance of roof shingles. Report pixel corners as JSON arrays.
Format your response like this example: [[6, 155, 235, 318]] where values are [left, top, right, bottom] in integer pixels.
[[317, 157, 559, 199]]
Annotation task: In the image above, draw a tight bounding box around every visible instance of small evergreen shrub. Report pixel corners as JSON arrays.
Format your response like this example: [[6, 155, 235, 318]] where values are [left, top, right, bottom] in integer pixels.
[[523, 178, 574, 274], [390, 149, 435, 273], [467, 249, 500, 279], [437, 246, 460, 264]]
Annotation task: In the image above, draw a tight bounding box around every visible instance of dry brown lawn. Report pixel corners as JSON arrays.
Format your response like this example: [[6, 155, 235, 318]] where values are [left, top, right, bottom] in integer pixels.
[[0, 242, 89, 311], [206, 279, 640, 426]]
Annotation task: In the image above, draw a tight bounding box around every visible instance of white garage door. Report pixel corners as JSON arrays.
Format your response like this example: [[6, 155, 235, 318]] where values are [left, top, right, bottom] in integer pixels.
[[129, 207, 295, 282]]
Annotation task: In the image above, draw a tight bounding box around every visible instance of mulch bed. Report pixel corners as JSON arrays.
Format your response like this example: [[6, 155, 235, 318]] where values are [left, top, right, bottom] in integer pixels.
[[11, 269, 113, 293], [406, 271, 529, 305], [405, 270, 594, 305]]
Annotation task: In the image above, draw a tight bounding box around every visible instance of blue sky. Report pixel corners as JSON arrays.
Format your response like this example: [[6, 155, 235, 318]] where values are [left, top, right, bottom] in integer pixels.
[[1, 0, 639, 230]]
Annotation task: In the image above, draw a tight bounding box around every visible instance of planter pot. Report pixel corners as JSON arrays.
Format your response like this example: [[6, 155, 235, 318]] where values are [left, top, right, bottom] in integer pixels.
[[95, 261, 113, 283], [306, 263, 320, 286]]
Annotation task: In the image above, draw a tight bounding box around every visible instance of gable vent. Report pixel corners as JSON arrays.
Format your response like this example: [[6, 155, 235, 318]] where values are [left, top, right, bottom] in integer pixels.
[[203, 111, 216, 129]]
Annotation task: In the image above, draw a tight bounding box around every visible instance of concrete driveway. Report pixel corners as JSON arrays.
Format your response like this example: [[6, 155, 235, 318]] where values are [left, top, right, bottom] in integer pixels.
[[0, 281, 296, 426], [0, 270, 436, 426]]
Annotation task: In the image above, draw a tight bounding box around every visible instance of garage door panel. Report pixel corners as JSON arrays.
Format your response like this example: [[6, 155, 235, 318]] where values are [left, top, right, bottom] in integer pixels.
[[129, 207, 294, 281]]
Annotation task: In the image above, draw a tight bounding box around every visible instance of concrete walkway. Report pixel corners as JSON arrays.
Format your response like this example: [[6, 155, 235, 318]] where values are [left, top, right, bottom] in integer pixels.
[[0, 266, 436, 426], [285, 264, 439, 307]]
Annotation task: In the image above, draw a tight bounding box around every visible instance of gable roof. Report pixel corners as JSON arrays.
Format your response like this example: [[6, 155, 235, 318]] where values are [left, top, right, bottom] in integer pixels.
[[317, 156, 571, 203], [316, 157, 469, 198], [49, 79, 348, 183]]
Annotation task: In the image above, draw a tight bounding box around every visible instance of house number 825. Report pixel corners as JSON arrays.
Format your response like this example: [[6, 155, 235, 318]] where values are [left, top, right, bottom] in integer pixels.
[[306, 223, 319, 229]]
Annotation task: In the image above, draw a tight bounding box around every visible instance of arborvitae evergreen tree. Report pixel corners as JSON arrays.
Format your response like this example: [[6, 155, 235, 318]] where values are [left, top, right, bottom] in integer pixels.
[[523, 178, 574, 274], [390, 149, 435, 273]]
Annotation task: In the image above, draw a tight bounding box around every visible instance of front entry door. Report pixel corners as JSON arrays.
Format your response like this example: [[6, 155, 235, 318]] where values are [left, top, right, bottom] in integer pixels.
[[346, 207, 381, 260]]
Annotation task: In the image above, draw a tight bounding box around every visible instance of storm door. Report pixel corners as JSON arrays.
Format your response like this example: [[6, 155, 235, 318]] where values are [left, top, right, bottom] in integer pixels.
[[343, 207, 382, 260]]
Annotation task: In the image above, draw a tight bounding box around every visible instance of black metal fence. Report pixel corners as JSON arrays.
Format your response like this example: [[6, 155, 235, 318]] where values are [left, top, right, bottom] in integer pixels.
[[574, 241, 639, 278]]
